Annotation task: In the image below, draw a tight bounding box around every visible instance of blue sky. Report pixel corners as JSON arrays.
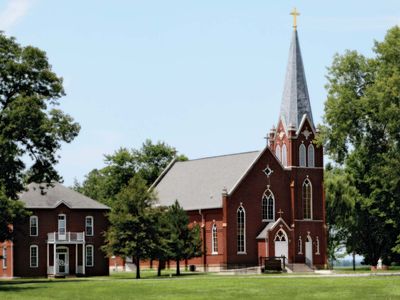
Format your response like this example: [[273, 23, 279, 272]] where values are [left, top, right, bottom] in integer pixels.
[[1, 0, 399, 185]]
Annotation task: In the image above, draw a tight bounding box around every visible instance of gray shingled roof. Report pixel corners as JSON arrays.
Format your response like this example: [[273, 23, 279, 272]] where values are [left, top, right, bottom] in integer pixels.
[[19, 183, 109, 210], [279, 29, 314, 130], [154, 151, 261, 210]]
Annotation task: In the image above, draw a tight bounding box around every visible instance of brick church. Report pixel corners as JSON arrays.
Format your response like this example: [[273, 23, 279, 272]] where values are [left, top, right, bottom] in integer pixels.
[[152, 20, 327, 270]]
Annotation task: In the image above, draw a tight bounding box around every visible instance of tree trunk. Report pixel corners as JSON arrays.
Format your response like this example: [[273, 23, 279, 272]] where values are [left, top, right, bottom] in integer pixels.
[[352, 251, 356, 271], [136, 256, 141, 279], [157, 260, 162, 277], [176, 259, 180, 276]]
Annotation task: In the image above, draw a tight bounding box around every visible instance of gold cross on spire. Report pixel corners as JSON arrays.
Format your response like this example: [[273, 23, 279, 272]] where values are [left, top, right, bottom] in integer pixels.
[[290, 7, 300, 29]]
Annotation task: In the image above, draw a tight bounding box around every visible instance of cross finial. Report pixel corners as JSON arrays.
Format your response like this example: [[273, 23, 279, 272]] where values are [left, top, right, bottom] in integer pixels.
[[290, 7, 300, 29], [278, 209, 284, 218]]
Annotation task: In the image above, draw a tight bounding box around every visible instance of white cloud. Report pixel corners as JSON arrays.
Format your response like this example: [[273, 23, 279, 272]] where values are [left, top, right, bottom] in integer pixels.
[[0, 0, 34, 31]]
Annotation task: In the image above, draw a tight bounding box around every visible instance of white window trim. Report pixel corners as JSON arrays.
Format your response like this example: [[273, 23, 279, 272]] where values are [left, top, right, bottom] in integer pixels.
[[30, 245, 39, 268], [308, 144, 315, 167], [237, 205, 246, 254], [85, 216, 94, 236], [299, 144, 306, 167], [303, 179, 313, 220], [262, 189, 275, 222], [211, 224, 218, 255], [2, 246, 7, 269], [58, 214, 67, 234], [298, 236, 303, 254], [30, 216, 38, 237], [86, 245, 94, 267]]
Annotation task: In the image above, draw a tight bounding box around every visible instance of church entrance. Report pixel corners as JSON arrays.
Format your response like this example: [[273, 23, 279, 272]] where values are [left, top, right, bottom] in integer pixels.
[[305, 235, 313, 266], [274, 229, 288, 261]]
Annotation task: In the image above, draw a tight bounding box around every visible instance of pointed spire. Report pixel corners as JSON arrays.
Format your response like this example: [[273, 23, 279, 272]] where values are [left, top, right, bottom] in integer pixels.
[[279, 24, 314, 131]]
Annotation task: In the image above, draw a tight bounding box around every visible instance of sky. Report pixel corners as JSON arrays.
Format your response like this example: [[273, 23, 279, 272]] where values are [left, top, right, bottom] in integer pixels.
[[1, 0, 399, 186]]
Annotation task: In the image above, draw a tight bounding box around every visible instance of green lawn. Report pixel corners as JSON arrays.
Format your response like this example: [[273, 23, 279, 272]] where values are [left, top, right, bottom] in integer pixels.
[[1, 272, 400, 300]]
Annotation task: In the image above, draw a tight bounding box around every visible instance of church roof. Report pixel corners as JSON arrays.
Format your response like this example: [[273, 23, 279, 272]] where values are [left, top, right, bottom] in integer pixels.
[[279, 29, 314, 131], [153, 151, 261, 210], [19, 182, 110, 210]]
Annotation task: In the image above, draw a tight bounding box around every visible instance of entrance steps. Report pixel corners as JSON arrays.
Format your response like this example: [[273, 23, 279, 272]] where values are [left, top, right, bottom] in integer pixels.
[[286, 263, 314, 273]]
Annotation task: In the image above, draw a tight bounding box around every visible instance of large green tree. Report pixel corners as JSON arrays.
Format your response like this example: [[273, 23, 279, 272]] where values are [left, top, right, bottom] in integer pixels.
[[75, 140, 187, 205], [167, 200, 202, 276], [0, 33, 80, 241], [102, 175, 159, 279], [319, 26, 400, 265]]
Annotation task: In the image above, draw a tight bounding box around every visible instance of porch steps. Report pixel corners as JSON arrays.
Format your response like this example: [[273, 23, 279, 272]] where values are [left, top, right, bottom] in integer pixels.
[[286, 263, 314, 273]]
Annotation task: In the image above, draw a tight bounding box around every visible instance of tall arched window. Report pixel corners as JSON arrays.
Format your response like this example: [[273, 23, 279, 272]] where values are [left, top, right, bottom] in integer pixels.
[[275, 144, 281, 162], [299, 144, 306, 167], [237, 205, 246, 253], [212, 223, 218, 254], [262, 189, 275, 221], [303, 179, 312, 219], [298, 236, 303, 254], [282, 144, 287, 166], [308, 144, 315, 167]]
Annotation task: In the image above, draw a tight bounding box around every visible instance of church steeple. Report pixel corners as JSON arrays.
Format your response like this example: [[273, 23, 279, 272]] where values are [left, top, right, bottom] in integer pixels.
[[279, 10, 314, 131]]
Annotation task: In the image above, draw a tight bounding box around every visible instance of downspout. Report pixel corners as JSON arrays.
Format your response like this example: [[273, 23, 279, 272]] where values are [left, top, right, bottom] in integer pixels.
[[199, 209, 206, 271]]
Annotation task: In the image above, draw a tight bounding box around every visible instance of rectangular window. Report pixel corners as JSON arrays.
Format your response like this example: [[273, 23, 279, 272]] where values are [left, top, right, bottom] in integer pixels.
[[2, 247, 7, 269], [30, 245, 38, 268], [86, 245, 94, 267], [30, 216, 38, 236], [85, 216, 94, 236]]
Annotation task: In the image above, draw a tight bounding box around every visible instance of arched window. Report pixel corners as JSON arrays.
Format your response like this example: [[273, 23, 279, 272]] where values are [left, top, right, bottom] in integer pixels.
[[299, 144, 306, 167], [212, 223, 218, 254], [262, 189, 275, 221], [275, 144, 281, 162], [298, 236, 303, 254], [303, 179, 312, 219], [274, 229, 287, 241], [308, 144, 315, 167], [282, 144, 287, 166], [237, 205, 246, 253]]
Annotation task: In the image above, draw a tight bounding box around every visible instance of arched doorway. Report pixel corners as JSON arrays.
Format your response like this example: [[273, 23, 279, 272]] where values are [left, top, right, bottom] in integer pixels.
[[274, 229, 288, 260], [305, 234, 313, 266]]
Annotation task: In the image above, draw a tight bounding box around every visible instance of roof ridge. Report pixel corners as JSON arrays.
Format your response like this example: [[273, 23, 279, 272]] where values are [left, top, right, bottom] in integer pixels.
[[181, 150, 261, 162]]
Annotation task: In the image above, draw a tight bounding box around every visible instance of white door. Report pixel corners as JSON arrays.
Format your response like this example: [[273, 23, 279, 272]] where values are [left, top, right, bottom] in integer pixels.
[[56, 248, 69, 274], [58, 214, 66, 240], [305, 236, 313, 265], [274, 229, 288, 264]]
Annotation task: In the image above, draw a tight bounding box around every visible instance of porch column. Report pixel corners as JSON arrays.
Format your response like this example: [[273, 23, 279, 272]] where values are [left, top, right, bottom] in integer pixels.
[[75, 244, 78, 274], [47, 243, 49, 275], [53, 241, 56, 275], [82, 243, 85, 275]]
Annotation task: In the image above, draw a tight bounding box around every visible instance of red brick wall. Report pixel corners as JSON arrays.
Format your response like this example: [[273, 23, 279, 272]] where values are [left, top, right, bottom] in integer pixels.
[[0, 241, 13, 278]]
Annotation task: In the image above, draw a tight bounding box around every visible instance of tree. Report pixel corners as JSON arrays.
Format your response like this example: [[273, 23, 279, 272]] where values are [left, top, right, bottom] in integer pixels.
[[319, 26, 400, 266], [134, 139, 187, 186], [0, 33, 80, 241], [167, 200, 202, 276], [324, 165, 358, 269], [75, 140, 187, 205], [102, 174, 158, 279]]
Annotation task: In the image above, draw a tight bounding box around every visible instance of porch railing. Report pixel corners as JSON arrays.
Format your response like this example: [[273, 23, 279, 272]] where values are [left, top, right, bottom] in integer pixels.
[[47, 232, 85, 243]]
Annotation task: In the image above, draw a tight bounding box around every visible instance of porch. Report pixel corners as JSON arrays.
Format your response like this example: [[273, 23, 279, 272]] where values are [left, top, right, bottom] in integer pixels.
[[46, 232, 87, 276]]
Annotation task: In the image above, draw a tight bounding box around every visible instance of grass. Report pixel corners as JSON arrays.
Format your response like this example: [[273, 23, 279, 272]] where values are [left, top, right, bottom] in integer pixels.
[[1, 271, 400, 300]]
